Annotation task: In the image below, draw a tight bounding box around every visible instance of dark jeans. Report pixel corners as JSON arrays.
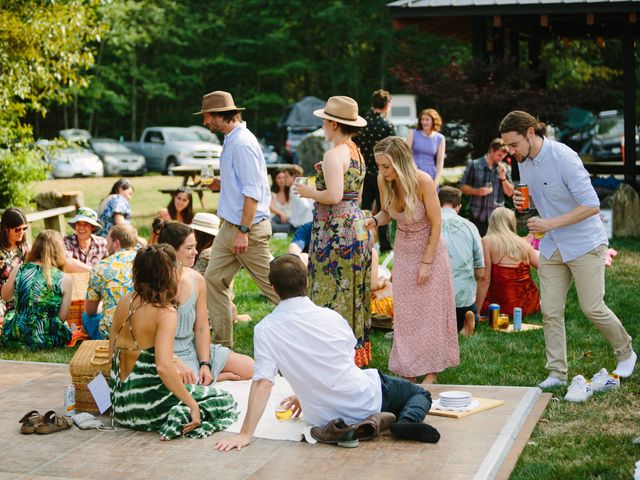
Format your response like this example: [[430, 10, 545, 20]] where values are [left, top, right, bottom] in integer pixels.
[[455, 303, 478, 332], [379, 372, 431, 424], [361, 174, 391, 252]]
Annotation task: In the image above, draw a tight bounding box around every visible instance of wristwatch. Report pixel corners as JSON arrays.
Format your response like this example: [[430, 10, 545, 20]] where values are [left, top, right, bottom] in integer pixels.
[[238, 225, 251, 234], [199, 361, 212, 369]]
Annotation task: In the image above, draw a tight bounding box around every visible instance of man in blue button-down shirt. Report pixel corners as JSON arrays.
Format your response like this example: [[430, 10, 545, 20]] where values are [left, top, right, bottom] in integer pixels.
[[500, 111, 635, 389], [195, 91, 279, 347]]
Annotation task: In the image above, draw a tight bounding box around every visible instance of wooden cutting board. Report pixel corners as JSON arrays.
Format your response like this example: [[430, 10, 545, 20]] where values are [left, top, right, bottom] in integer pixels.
[[428, 397, 505, 418]]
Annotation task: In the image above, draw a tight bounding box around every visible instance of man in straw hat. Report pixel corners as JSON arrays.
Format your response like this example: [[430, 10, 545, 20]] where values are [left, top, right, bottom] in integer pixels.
[[195, 90, 278, 347]]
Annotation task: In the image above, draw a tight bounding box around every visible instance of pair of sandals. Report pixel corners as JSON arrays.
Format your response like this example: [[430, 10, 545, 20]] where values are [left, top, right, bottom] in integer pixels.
[[19, 410, 71, 434]]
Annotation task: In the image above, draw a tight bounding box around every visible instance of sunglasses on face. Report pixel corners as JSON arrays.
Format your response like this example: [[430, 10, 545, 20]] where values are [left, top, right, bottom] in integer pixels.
[[12, 226, 28, 233]]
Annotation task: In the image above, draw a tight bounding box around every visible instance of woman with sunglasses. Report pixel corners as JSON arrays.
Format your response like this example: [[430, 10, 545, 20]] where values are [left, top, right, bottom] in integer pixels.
[[0, 208, 29, 326], [159, 187, 194, 225]]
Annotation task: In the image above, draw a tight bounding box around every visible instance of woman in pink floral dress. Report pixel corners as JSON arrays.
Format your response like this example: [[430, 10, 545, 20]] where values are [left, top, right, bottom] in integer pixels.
[[367, 136, 459, 384]]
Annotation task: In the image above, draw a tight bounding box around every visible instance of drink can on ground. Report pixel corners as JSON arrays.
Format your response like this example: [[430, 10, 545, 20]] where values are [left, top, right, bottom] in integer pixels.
[[513, 307, 523, 331], [64, 385, 76, 417], [488, 304, 500, 329]]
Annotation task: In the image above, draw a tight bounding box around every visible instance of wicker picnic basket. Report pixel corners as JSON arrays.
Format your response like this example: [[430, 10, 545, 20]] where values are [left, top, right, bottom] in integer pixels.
[[68, 340, 111, 413]]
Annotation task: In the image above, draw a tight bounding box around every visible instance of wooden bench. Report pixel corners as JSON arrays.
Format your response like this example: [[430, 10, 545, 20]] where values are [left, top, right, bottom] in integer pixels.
[[24, 205, 76, 243]]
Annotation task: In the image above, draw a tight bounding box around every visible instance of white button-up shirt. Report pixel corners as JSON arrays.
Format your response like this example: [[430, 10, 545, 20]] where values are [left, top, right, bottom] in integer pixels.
[[252, 296, 382, 426], [519, 138, 607, 262], [217, 122, 271, 226]]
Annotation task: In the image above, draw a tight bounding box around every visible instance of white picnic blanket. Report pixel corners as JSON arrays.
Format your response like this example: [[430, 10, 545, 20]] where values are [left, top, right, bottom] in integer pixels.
[[220, 376, 312, 441]]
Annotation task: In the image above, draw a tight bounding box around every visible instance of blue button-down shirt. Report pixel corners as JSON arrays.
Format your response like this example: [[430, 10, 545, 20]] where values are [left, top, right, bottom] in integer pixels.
[[217, 123, 271, 226], [441, 208, 484, 307], [519, 138, 607, 262]]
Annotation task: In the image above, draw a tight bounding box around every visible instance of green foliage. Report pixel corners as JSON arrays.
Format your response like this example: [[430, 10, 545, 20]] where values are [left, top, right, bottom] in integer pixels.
[[0, 0, 102, 208]]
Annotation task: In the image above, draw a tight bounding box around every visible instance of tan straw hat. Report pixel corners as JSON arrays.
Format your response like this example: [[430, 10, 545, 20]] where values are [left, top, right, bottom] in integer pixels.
[[313, 96, 367, 127], [190, 212, 220, 236], [194, 91, 245, 115]]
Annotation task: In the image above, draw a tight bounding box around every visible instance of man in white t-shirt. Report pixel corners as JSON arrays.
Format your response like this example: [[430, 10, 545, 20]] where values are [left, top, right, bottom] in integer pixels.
[[214, 254, 439, 451]]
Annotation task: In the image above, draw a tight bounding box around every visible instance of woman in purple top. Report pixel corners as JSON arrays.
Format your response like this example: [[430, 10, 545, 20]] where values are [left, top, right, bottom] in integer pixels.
[[406, 108, 446, 185]]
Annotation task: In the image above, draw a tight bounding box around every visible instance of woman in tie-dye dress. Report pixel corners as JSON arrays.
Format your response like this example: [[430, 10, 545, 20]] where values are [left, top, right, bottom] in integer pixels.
[[109, 244, 238, 440], [367, 136, 459, 384]]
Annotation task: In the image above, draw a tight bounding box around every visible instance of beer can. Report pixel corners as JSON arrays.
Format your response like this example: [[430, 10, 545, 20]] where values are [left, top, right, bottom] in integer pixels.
[[64, 385, 76, 417], [513, 307, 523, 331], [515, 184, 530, 213], [488, 304, 500, 329]]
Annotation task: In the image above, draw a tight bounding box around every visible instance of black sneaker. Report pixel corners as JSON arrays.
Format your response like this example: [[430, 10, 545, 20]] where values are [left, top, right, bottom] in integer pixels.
[[310, 418, 359, 448]]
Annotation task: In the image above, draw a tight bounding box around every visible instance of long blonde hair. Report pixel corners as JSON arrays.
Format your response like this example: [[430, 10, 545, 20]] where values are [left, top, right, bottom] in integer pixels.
[[374, 136, 421, 221], [27, 230, 66, 287], [485, 207, 529, 263]]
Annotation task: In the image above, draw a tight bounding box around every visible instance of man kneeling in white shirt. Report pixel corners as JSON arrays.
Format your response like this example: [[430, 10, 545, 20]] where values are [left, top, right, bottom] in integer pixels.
[[214, 254, 439, 451]]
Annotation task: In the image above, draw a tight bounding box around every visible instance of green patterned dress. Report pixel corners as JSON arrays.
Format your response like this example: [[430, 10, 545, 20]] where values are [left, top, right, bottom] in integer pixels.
[[110, 302, 239, 439], [1, 263, 71, 348], [309, 140, 372, 367]]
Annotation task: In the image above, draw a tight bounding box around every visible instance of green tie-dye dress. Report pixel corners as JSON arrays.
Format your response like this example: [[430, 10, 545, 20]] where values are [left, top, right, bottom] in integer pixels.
[[110, 303, 239, 439]]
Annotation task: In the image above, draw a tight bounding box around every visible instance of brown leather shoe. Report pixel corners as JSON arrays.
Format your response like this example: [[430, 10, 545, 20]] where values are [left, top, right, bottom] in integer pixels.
[[354, 412, 396, 441], [310, 418, 359, 448]]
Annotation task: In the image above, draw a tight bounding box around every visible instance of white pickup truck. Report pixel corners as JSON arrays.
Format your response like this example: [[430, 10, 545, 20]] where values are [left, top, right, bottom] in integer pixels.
[[125, 127, 222, 174]]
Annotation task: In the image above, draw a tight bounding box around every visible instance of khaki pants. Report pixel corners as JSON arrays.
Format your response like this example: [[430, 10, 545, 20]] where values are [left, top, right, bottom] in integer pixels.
[[539, 244, 633, 380], [205, 219, 279, 347]]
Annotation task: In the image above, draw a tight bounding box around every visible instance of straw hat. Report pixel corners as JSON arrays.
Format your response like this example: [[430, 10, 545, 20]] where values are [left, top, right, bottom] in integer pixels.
[[193, 91, 245, 115], [313, 96, 366, 127], [67, 207, 102, 231], [190, 212, 220, 236]]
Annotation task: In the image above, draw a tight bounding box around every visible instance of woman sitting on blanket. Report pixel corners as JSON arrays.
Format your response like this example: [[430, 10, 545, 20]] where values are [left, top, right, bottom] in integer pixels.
[[109, 244, 239, 440], [157, 221, 254, 384], [476, 207, 540, 317]]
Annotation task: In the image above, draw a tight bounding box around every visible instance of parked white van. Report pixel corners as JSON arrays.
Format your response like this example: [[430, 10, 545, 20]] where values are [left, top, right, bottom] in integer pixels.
[[388, 94, 417, 138]]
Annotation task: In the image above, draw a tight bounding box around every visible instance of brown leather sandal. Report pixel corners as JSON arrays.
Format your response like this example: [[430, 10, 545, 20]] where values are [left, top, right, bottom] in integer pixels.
[[19, 410, 44, 434], [34, 410, 71, 434]]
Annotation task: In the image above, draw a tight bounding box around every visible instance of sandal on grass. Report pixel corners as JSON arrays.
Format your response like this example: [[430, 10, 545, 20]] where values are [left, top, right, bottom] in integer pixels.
[[19, 410, 44, 434], [34, 411, 71, 434]]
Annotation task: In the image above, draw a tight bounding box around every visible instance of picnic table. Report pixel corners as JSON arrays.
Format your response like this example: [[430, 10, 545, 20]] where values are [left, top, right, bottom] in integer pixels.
[[24, 205, 76, 244], [162, 163, 299, 209]]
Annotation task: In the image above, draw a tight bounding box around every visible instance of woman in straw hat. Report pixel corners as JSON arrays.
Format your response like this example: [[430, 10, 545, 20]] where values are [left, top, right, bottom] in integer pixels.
[[367, 136, 458, 384], [64, 207, 108, 267], [295, 95, 373, 367]]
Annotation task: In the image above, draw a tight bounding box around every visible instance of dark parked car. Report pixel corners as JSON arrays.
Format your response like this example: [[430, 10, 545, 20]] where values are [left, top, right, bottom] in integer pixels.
[[89, 138, 146, 176], [591, 110, 640, 162]]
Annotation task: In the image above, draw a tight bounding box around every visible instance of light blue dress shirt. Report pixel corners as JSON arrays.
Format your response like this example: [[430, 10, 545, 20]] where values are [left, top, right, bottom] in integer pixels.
[[440, 208, 484, 307], [519, 138, 607, 262], [217, 123, 271, 226]]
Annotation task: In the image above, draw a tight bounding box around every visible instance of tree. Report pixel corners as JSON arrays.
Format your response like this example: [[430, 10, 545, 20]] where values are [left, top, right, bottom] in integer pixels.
[[0, 0, 102, 208]]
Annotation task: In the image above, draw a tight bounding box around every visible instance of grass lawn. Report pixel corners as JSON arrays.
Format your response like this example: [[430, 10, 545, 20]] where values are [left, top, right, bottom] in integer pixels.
[[3, 177, 640, 479]]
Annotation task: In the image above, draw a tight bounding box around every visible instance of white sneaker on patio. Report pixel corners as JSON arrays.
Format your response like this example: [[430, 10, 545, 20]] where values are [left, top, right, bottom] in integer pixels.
[[612, 350, 637, 378], [538, 376, 566, 389], [564, 375, 593, 402], [589, 368, 620, 392]]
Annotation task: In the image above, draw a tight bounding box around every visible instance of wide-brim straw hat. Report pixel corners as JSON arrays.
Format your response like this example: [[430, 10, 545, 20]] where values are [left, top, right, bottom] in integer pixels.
[[67, 207, 102, 231], [190, 212, 220, 237], [194, 91, 245, 115], [313, 96, 367, 127]]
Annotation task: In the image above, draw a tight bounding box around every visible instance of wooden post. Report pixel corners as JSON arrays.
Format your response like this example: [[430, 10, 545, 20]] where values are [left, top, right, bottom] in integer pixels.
[[623, 17, 637, 190]]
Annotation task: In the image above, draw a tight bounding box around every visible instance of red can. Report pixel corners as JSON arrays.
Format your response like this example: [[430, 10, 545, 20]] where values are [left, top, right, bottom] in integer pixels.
[[515, 184, 530, 213]]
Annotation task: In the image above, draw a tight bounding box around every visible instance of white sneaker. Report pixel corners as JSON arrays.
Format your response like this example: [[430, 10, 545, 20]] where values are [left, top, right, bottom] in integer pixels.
[[589, 368, 620, 392], [564, 375, 593, 402], [538, 376, 567, 389], [612, 350, 637, 378]]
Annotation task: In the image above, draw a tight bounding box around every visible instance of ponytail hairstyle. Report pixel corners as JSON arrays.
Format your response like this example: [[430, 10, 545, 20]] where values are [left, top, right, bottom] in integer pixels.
[[499, 111, 547, 138], [157, 221, 193, 251]]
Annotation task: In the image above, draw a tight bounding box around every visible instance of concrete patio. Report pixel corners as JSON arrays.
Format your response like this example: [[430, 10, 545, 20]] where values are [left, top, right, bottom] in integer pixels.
[[0, 360, 550, 480]]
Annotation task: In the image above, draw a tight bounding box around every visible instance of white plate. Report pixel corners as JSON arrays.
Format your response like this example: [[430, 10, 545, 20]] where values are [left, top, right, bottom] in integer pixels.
[[432, 398, 479, 412], [378, 265, 391, 280], [439, 390, 471, 400]]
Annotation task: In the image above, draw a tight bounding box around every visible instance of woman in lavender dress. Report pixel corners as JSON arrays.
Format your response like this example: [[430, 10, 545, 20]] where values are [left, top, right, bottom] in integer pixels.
[[406, 108, 446, 186]]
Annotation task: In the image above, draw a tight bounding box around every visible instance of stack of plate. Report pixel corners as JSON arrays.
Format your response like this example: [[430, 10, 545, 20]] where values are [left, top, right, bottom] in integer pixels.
[[438, 391, 472, 409]]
